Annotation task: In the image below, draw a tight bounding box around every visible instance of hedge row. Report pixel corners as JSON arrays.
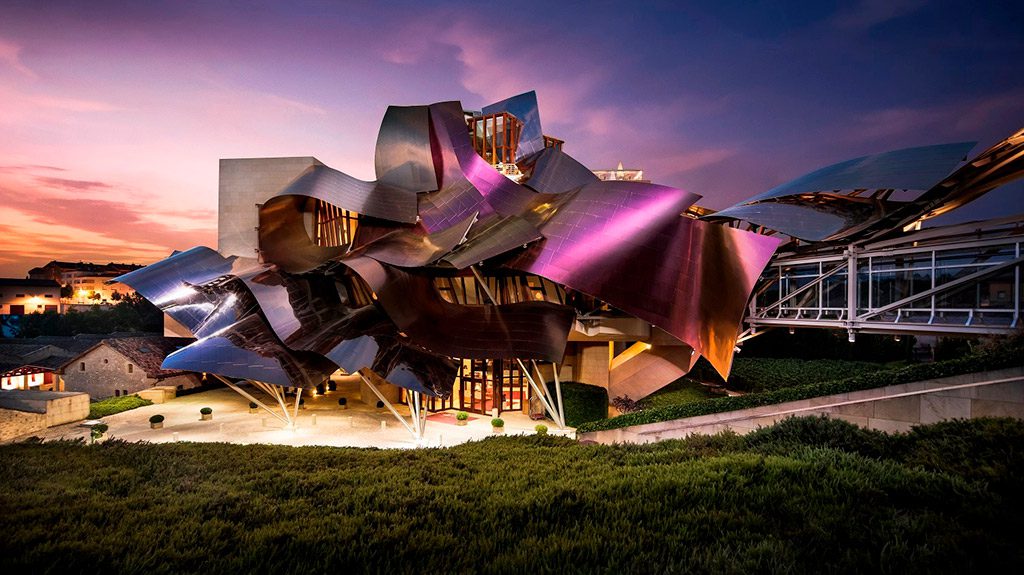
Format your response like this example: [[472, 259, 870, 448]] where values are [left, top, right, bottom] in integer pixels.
[[1, 417, 1023, 573], [545, 380, 608, 427], [87, 395, 153, 419], [578, 343, 1024, 433]]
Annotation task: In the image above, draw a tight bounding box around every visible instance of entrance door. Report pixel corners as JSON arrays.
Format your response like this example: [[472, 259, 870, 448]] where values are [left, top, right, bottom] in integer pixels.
[[459, 359, 491, 414]]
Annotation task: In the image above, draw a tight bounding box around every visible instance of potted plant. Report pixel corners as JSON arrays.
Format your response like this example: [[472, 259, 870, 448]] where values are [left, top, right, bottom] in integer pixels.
[[149, 414, 165, 429], [338, 397, 348, 410], [248, 401, 259, 414], [376, 400, 385, 409], [200, 407, 213, 421], [315, 382, 326, 395], [455, 411, 469, 426], [491, 417, 505, 434], [299, 398, 306, 410], [327, 381, 337, 392], [535, 424, 548, 436], [90, 423, 108, 444]]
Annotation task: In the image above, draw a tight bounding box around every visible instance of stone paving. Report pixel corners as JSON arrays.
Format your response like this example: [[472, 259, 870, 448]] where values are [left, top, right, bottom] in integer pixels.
[[21, 382, 574, 449]]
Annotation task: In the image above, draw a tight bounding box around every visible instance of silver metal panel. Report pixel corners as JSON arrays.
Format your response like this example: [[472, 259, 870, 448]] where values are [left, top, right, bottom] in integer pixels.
[[481, 90, 544, 161], [739, 142, 975, 203], [374, 105, 437, 193], [441, 214, 543, 269], [521, 148, 599, 194], [279, 164, 419, 223]]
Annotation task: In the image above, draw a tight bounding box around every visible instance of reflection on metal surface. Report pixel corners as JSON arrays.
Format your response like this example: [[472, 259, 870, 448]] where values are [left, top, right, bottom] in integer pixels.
[[124, 91, 799, 401], [374, 105, 437, 193], [520, 147, 599, 194], [507, 186, 779, 376], [706, 135, 1024, 244], [338, 256, 575, 363], [481, 91, 545, 161]]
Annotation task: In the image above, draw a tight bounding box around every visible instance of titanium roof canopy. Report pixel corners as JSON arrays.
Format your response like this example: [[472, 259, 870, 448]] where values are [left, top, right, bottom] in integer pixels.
[[706, 127, 1024, 244]]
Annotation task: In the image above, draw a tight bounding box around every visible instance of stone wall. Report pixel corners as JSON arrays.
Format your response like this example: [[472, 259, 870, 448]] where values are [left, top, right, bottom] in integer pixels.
[[581, 366, 1024, 444], [0, 390, 90, 442], [62, 344, 153, 399], [0, 408, 47, 442]]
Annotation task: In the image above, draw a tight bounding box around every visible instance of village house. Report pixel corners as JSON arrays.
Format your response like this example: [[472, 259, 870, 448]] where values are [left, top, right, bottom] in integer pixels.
[[58, 336, 201, 399]]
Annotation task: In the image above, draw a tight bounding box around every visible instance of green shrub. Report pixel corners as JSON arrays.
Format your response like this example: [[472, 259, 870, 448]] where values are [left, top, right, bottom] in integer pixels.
[[200, 407, 213, 415], [338, 397, 347, 406], [545, 380, 608, 427], [535, 424, 548, 435], [87, 395, 153, 419], [1, 418, 1022, 573], [579, 343, 1024, 433], [639, 378, 716, 409], [491, 418, 504, 428], [248, 401, 258, 409], [726, 358, 886, 392], [744, 415, 894, 459], [148, 415, 164, 424], [455, 411, 468, 421]]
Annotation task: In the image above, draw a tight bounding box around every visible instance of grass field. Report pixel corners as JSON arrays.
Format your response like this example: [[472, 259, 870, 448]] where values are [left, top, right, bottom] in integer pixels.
[[1, 416, 1021, 574]]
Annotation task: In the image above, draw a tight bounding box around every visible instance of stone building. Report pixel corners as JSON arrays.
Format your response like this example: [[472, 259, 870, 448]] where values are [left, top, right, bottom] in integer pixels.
[[59, 337, 201, 399]]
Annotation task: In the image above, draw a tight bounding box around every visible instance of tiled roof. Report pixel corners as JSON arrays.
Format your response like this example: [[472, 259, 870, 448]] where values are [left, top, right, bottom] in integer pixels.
[[98, 337, 196, 379]]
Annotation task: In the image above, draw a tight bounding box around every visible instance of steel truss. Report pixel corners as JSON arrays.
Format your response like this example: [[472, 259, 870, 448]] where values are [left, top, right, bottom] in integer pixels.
[[745, 215, 1024, 338]]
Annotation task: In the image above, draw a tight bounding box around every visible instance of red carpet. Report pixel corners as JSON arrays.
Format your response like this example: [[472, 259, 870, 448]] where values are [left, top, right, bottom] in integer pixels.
[[427, 412, 480, 425]]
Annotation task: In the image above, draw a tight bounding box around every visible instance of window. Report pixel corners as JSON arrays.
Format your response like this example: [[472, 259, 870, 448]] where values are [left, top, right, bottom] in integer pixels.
[[79, 362, 85, 372], [122, 389, 128, 396], [114, 390, 120, 397], [15, 293, 24, 298], [128, 364, 133, 374]]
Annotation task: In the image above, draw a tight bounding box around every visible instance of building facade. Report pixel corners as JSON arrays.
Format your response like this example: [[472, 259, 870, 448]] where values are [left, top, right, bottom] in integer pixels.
[[59, 337, 201, 400], [116, 91, 777, 432]]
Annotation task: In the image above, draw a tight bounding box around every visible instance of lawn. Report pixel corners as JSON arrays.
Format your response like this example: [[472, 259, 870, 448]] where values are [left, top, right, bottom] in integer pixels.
[[0, 416, 1021, 573]]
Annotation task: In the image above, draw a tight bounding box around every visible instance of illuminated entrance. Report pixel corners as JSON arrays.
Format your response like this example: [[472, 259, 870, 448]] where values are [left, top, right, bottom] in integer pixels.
[[427, 359, 527, 415]]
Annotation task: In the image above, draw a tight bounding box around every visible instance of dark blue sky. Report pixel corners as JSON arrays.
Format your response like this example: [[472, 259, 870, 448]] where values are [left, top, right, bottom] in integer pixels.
[[0, 0, 1021, 273]]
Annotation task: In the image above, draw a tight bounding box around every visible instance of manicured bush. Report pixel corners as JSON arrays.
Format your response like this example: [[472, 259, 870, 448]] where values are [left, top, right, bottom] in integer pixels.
[[725, 358, 886, 392], [315, 383, 326, 395], [148, 415, 165, 424], [534, 424, 548, 435], [89, 423, 108, 442], [327, 381, 337, 392], [545, 381, 608, 427], [200, 407, 213, 415], [744, 415, 894, 459], [1, 418, 1022, 573], [375, 400, 385, 409], [638, 378, 716, 410], [248, 401, 258, 409], [579, 342, 1024, 433], [338, 397, 347, 406], [87, 395, 153, 419], [491, 418, 504, 428], [455, 411, 468, 421]]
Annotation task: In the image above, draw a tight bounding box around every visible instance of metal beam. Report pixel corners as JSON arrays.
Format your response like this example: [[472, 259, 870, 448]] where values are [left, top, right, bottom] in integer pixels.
[[357, 371, 418, 439], [212, 375, 292, 427]]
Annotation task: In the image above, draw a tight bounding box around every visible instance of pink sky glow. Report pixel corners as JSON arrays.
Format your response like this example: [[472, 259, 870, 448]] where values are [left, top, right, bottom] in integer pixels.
[[0, 1, 1021, 277]]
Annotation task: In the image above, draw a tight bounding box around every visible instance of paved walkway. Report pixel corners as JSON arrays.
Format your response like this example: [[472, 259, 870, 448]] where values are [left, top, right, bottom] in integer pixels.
[[23, 383, 573, 449]]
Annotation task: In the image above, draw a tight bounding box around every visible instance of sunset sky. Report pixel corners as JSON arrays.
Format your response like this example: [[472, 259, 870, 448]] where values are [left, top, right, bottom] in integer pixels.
[[0, 0, 1021, 277]]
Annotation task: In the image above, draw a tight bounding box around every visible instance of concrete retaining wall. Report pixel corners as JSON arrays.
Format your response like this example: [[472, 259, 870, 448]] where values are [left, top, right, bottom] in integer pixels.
[[580, 366, 1024, 444], [0, 390, 90, 442]]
